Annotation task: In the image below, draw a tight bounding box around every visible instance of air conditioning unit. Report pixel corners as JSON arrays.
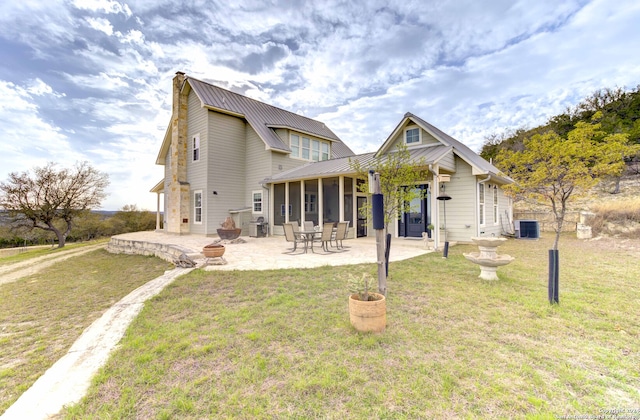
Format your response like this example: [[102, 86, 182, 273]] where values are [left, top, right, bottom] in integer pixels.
[[514, 220, 539, 239]]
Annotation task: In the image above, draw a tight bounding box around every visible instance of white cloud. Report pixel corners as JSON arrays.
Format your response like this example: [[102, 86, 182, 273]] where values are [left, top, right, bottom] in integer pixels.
[[72, 0, 132, 17], [85, 16, 113, 35]]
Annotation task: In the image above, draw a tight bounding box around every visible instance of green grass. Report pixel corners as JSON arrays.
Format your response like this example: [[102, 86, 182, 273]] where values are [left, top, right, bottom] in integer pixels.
[[0, 249, 171, 414], [60, 234, 640, 419]]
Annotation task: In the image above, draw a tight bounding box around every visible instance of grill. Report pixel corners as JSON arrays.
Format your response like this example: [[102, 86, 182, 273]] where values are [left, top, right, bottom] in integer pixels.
[[249, 217, 267, 237]]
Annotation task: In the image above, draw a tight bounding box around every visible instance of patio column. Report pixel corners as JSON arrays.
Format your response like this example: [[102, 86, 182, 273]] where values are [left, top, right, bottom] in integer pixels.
[[432, 167, 440, 250], [155, 192, 161, 231], [285, 182, 290, 223], [339, 176, 344, 222], [317, 178, 323, 226], [300, 181, 306, 224]]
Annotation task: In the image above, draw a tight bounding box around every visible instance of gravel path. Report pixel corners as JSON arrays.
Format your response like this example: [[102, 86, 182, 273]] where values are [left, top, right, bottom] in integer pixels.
[[0, 244, 106, 286]]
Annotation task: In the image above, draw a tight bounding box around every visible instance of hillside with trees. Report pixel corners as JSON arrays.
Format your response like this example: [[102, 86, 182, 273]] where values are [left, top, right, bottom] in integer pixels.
[[481, 85, 640, 181], [482, 85, 640, 239]]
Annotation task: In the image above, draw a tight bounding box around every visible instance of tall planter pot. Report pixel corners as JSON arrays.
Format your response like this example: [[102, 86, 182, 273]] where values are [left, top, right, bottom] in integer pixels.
[[348, 293, 386, 333]]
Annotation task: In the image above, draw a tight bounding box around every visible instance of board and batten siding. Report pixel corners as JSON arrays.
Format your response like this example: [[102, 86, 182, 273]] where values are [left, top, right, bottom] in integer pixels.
[[205, 111, 247, 235], [186, 90, 208, 234], [439, 156, 477, 243]]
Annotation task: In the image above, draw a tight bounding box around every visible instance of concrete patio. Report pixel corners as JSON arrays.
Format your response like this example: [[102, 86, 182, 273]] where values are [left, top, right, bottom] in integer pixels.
[[108, 231, 441, 270]]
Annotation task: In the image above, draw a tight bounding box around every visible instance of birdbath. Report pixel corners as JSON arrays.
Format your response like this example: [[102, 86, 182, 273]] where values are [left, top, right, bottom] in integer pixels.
[[463, 237, 515, 280]]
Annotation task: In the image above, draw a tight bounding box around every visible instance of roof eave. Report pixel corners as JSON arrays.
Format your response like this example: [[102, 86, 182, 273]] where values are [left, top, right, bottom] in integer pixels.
[[155, 124, 172, 165]]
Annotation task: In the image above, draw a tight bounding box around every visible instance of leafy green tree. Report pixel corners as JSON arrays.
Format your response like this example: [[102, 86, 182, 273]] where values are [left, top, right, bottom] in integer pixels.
[[0, 162, 109, 248], [349, 143, 428, 238], [111, 204, 156, 233], [496, 114, 632, 250]]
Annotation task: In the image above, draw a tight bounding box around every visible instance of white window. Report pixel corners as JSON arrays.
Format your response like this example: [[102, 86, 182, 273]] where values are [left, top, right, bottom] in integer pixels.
[[290, 135, 300, 158], [405, 127, 420, 145], [252, 191, 263, 213], [290, 133, 330, 162], [192, 134, 200, 162], [301, 137, 310, 159], [305, 193, 316, 213], [479, 183, 485, 226], [194, 190, 202, 224], [321, 142, 329, 160], [493, 186, 499, 224]]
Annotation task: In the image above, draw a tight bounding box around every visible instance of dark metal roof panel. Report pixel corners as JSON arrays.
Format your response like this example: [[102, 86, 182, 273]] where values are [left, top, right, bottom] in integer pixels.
[[187, 77, 355, 158]]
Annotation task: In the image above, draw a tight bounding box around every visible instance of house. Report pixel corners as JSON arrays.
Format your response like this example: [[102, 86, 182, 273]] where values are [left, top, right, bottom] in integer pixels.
[[152, 72, 513, 245]]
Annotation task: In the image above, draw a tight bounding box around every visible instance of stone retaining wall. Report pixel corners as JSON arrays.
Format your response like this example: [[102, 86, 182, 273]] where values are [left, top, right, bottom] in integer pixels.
[[107, 237, 197, 264]]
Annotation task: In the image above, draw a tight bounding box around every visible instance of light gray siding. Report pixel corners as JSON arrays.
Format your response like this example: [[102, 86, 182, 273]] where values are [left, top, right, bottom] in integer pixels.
[[480, 182, 509, 237], [206, 111, 247, 235], [421, 129, 440, 146], [437, 150, 456, 172], [186, 90, 208, 234], [245, 125, 273, 232], [440, 156, 477, 243]]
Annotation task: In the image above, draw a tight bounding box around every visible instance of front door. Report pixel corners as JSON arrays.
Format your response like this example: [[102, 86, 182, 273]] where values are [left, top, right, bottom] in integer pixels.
[[356, 196, 367, 237], [399, 185, 430, 238]]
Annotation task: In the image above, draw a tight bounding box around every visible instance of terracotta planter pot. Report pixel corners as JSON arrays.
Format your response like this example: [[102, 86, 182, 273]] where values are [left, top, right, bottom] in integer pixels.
[[203, 244, 225, 258], [348, 292, 386, 332]]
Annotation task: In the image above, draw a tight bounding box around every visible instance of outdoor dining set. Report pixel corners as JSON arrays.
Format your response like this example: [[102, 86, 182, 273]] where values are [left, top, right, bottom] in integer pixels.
[[283, 221, 350, 254]]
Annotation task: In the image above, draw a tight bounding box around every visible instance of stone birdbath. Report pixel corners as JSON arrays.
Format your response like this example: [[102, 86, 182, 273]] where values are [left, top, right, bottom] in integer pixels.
[[463, 237, 515, 280]]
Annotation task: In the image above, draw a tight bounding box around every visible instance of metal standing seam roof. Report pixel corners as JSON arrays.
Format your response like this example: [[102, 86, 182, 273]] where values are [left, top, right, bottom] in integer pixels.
[[263, 145, 454, 184], [403, 113, 511, 182], [186, 77, 355, 159]]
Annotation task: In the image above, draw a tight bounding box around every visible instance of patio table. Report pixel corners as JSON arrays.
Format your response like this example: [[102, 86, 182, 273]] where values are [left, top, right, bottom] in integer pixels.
[[294, 230, 318, 253]]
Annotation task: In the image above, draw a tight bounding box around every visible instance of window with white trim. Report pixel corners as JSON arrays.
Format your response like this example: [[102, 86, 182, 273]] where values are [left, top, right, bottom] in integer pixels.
[[192, 134, 200, 161], [194, 190, 202, 224], [305, 193, 316, 213], [493, 186, 499, 224], [290, 135, 300, 157], [290, 133, 330, 162], [252, 191, 263, 213], [405, 127, 420, 145], [479, 183, 485, 226]]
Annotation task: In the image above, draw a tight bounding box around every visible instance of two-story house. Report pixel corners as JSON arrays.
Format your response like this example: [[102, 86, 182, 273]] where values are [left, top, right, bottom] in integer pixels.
[[152, 72, 513, 245]]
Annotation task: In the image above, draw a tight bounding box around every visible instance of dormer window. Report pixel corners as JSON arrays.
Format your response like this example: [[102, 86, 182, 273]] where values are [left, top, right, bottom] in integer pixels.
[[290, 133, 330, 162]]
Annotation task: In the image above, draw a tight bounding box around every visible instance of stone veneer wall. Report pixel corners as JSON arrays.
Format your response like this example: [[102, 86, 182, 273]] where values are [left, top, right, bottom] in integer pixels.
[[107, 236, 198, 264]]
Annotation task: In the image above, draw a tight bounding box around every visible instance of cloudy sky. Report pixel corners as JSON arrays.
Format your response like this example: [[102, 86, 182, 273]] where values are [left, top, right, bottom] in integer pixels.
[[1, 0, 639, 210]]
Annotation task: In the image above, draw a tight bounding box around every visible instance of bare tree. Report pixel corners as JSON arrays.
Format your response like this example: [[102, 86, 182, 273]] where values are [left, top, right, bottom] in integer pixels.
[[0, 162, 109, 248]]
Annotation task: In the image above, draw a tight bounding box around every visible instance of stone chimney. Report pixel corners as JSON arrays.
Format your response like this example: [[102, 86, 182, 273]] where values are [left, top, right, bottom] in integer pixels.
[[166, 71, 191, 234]]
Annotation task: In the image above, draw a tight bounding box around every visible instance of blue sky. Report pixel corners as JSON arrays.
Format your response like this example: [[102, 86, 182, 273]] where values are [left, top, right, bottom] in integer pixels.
[[1, 0, 639, 210]]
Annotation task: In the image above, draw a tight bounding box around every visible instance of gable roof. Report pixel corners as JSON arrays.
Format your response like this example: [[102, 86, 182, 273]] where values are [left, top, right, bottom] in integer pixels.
[[187, 77, 355, 157], [377, 112, 512, 184]]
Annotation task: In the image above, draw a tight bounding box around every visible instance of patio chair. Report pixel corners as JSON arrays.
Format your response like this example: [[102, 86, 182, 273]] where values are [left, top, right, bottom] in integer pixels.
[[333, 221, 349, 249], [283, 223, 305, 253], [303, 221, 314, 231], [319, 223, 335, 252]]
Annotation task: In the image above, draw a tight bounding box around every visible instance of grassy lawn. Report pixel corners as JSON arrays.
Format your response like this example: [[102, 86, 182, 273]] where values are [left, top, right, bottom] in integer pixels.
[[0, 249, 172, 414], [61, 235, 639, 419]]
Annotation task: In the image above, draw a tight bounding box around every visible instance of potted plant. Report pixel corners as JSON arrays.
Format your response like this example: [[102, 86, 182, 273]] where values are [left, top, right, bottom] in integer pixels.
[[426, 223, 435, 239], [347, 273, 386, 332]]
